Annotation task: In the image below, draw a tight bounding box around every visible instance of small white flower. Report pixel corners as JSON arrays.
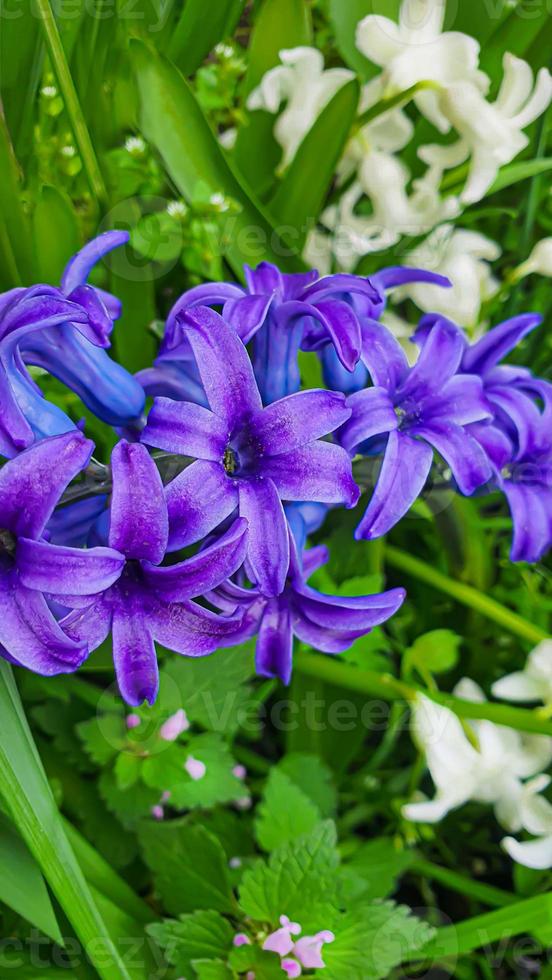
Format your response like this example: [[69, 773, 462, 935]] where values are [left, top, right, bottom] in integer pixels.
[[219, 127, 237, 150], [166, 200, 188, 219], [41, 85, 58, 99], [247, 47, 354, 168], [419, 53, 552, 203], [492, 640, 552, 705], [355, 0, 487, 132], [209, 192, 229, 211], [61, 145, 77, 158], [514, 238, 552, 281], [125, 135, 146, 155], [394, 224, 500, 327]]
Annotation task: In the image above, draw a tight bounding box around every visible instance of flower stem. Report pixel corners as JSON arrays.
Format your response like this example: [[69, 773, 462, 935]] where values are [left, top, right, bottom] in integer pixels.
[[354, 80, 440, 131], [410, 858, 516, 908], [385, 545, 548, 645], [34, 0, 108, 207]]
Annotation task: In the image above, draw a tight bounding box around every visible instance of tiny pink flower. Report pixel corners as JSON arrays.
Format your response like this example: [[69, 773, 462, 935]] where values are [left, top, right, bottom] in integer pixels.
[[281, 959, 301, 978], [150, 805, 164, 820], [161, 790, 171, 802], [159, 708, 190, 741], [234, 796, 252, 810], [263, 915, 301, 957], [232, 764, 247, 780], [126, 713, 141, 729], [184, 755, 206, 780], [233, 933, 251, 947], [246, 973, 255, 980], [293, 930, 335, 969]]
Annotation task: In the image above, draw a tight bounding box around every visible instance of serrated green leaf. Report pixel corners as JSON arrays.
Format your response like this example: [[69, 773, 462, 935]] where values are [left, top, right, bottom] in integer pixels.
[[99, 769, 159, 828], [323, 903, 435, 980], [342, 838, 415, 902], [148, 909, 234, 976], [142, 733, 246, 809], [77, 713, 126, 766], [255, 769, 321, 851], [192, 959, 234, 980], [239, 821, 339, 928], [229, 943, 284, 979], [162, 643, 255, 734], [404, 629, 461, 676], [278, 753, 337, 817], [114, 752, 141, 791], [140, 819, 237, 915]]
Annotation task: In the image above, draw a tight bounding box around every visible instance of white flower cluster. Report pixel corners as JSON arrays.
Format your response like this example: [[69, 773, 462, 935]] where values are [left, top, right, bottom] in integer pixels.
[[246, 0, 552, 329], [403, 642, 552, 869]]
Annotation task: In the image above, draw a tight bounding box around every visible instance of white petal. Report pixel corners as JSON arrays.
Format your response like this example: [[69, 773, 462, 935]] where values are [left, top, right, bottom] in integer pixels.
[[520, 793, 552, 836], [402, 794, 461, 824], [528, 640, 552, 682], [399, 0, 444, 41], [453, 678, 486, 703], [510, 66, 552, 129], [502, 835, 552, 870], [491, 671, 545, 703], [355, 14, 403, 65], [495, 53, 534, 116]]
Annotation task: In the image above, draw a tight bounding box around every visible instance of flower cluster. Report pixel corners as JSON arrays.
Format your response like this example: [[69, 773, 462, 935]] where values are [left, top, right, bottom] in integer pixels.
[[234, 914, 335, 977], [0, 232, 549, 705]]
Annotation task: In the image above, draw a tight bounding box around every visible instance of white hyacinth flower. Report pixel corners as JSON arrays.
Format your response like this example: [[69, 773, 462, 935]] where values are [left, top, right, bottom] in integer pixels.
[[492, 641, 552, 705], [420, 53, 552, 203], [394, 224, 500, 327], [355, 0, 487, 132], [403, 681, 552, 840], [514, 238, 552, 281], [247, 47, 354, 169]]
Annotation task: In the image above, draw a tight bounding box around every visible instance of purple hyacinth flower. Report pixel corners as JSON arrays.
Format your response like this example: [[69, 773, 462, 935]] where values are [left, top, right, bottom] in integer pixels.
[[153, 263, 451, 405], [339, 318, 493, 539], [141, 307, 358, 596], [0, 430, 115, 675], [210, 532, 405, 684], [471, 403, 552, 563], [19, 231, 146, 428], [24, 441, 249, 705]]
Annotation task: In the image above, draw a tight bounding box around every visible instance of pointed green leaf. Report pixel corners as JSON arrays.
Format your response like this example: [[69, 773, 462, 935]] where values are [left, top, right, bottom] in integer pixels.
[[255, 769, 321, 851], [0, 812, 62, 943], [168, 0, 244, 74]]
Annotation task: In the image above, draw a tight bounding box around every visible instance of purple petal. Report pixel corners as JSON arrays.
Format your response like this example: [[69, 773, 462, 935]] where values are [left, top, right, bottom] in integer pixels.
[[142, 397, 228, 460], [0, 363, 34, 456], [165, 281, 246, 341], [253, 390, 350, 456], [293, 616, 366, 653], [301, 545, 329, 581], [238, 477, 289, 596], [223, 294, 273, 343], [0, 573, 87, 675], [372, 266, 451, 291], [150, 598, 245, 655], [255, 599, 294, 684], [305, 299, 362, 371], [504, 482, 552, 563], [142, 517, 248, 601], [262, 442, 359, 508], [165, 460, 238, 550], [17, 538, 124, 595], [414, 420, 492, 495], [252, 304, 303, 405], [60, 598, 112, 651], [112, 603, 159, 706], [295, 585, 405, 631], [1, 288, 88, 343], [355, 430, 434, 540], [302, 273, 380, 305], [398, 317, 465, 401], [136, 362, 207, 404], [179, 307, 262, 425], [0, 431, 93, 538], [109, 442, 168, 563], [488, 389, 543, 459], [359, 320, 409, 391], [244, 262, 284, 295], [469, 422, 513, 471], [338, 386, 397, 454], [421, 375, 492, 426], [66, 285, 112, 347], [462, 314, 542, 376], [61, 231, 130, 294]]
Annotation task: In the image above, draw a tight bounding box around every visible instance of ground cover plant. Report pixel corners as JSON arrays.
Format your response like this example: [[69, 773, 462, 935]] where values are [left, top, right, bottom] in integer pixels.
[[1, 0, 552, 977]]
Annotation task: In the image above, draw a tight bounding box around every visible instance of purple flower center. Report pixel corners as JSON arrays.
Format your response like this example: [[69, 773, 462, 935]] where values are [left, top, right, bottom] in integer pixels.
[[223, 446, 240, 475], [0, 529, 16, 557]]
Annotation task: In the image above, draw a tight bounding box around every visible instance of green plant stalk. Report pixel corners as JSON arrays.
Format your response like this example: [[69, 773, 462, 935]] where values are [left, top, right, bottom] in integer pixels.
[[296, 652, 552, 736], [33, 0, 108, 207], [385, 545, 548, 645], [410, 858, 516, 908], [354, 80, 440, 131]]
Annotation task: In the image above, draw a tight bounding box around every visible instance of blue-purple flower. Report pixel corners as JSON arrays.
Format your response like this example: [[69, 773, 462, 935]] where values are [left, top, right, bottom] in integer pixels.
[[210, 531, 405, 684], [142, 306, 359, 596], [339, 317, 493, 539], [21, 441, 249, 705]]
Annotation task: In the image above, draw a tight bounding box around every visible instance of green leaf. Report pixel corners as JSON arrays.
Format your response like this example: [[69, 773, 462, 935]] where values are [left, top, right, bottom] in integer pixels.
[[278, 753, 337, 817], [192, 960, 234, 980], [0, 111, 35, 287], [162, 643, 255, 735], [234, 0, 311, 193], [148, 909, 234, 977], [139, 819, 236, 915], [229, 944, 284, 979], [323, 903, 435, 980], [0, 662, 133, 980], [142, 733, 247, 809], [489, 158, 552, 195], [239, 821, 339, 928], [341, 838, 415, 902], [168, 0, 243, 74], [269, 79, 359, 242], [255, 769, 321, 851], [404, 629, 461, 676], [77, 712, 126, 766], [0, 812, 62, 942], [114, 752, 141, 791], [32, 185, 80, 284], [131, 39, 304, 276], [480, 6, 552, 81]]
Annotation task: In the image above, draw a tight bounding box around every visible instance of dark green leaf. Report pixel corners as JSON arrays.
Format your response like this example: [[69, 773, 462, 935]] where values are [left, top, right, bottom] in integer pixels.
[[168, 0, 244, 74], [0, 812, 62, 942], [148, 909, 234, 976], [255, 769, 321, 851]]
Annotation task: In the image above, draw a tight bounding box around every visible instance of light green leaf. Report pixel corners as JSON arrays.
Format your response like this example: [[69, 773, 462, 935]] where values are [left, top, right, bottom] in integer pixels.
[[323, 903, 435, 980], [168, 0, 243, 74], [229, 944, 284, 979], [255, 769, 321, 851], [404, 629, 461, 676], [192, 960, 234, 980], [142, 733, 247, 809], [278, 752, 337, 817], [148, 909, 234, 977], [162, 642, 255, 734], [0, 662, 133, 980], [490, 158, 552, 195], [139, 819, 236, 915], [269, 78, 359, 242], [32, 185, 80, 284], [131, 39, 304, 276], [239, 820, 339, 928], [341, 838, 415, 902], [0, 812, 61, 942]]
